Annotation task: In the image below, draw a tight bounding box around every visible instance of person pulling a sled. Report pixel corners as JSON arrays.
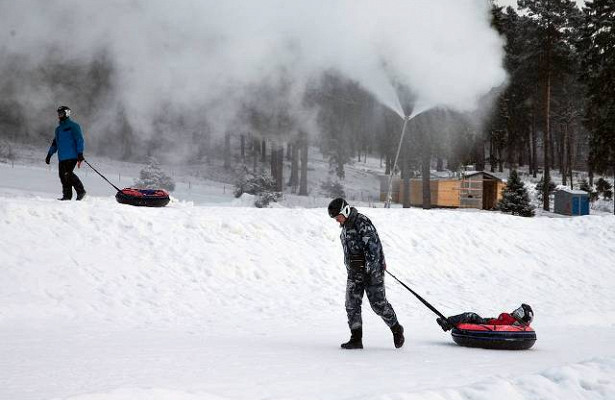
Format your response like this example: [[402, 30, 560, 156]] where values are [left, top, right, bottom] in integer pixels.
[[436, 303, 534, 331], [45, 106, 86, 201], [328, 198, 404, 349]]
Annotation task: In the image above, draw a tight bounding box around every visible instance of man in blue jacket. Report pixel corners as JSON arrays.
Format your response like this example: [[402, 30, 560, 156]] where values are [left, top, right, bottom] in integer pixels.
[[45, 106, 86, 200], [328, 198, 404, 349]]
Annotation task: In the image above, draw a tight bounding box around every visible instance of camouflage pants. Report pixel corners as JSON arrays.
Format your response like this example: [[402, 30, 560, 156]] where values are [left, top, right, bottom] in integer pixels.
[[447, 312, 490, 325], [345, 267, 398, 330]]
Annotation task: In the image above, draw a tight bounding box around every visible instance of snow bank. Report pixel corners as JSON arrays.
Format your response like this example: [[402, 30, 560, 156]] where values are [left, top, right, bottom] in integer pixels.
[[1, 196, 614, 329], [55, 358, 614, 400], [2, 190, 614, 400], [399, 358, 615, 400]]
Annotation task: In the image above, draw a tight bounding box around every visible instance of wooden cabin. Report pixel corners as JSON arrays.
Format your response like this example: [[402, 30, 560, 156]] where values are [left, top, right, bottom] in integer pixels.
[[380, 172, 505, 210]]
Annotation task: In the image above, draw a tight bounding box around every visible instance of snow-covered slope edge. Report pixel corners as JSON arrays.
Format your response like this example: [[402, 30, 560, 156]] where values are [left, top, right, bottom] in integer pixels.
[[1, 195, 613, 329], [53, 358, 615, 400]]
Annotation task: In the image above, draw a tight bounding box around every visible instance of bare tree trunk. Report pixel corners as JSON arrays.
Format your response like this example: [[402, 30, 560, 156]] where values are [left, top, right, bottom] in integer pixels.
[[240, 134, 245, 164], [421, 130, 431, 209], [277, 144, 284, 192], [270, 145, 277, 182], [299, 132, 308, 196], [270, 144, 284, 191], [261, 139, 267, 163], [589, 167, 594, 186], [543, 43, 552, 211], [550, 125, 556, 172], [224, 132, 231, 170], [562, 123, 568, 186], [477, 140, 485, 171], [385, 153, 391, 175], [490, 131, 495, 173], [422, 152, 431, 209], [568, 127, 574, 189], [402, 152, 411, 208], [289, 140, 299, 192], [253, 141, 258, 173], [527, 128, 533, 175], [517, 134, 524, 167], [532, 86, 539, 178]]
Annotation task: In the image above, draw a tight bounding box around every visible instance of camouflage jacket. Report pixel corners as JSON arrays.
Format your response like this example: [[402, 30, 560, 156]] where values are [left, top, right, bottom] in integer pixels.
[[340, 207, 385, 273]]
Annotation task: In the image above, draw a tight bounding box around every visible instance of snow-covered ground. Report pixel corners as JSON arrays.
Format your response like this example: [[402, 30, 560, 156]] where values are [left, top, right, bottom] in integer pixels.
[[1, 158, 614, 400]]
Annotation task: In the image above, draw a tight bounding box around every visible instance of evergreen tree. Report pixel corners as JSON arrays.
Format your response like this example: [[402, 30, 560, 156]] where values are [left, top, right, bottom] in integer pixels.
[[595, 177, 613, 200], [497, 169, 535, 217], [518, 0, 581, 211], [134, 156, 176, 192], [233, 166, 281, 208], [535, 175, 556, 201], [578, 178, 599, 202], [578, 0, 615, 179], [320, 179, 345, 199]]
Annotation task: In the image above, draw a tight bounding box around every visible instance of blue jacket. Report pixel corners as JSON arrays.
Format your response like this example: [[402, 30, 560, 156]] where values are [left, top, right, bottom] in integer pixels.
[[340, 207, 386, 273], [47, 118, 85, 161]]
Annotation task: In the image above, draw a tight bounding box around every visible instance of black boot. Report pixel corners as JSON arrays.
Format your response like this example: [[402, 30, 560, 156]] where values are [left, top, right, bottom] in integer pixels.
[[74, 178, 86, 201], [436, 317, 453, 332], [58, 186, 72, 200], [391, 323, 405, 348], [341, 328, 363, 349]]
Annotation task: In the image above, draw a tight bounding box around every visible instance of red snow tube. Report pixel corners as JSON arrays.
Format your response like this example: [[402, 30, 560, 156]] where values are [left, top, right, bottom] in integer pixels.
[[451, 323, 536, 350], [115, 188, 170, 207]]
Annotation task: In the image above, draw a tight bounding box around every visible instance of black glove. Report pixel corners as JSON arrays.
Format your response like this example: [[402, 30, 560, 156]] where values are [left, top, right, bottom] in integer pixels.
[[45, 155, 51, 165], [77, 153, 84, 162]]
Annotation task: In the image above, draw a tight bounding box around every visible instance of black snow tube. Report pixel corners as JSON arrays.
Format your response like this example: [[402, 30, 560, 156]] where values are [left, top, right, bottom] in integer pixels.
[[115, 188, 170, 207], [451, 323, 537, 350]]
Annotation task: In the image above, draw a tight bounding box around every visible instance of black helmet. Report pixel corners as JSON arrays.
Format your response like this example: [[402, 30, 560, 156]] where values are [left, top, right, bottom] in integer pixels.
[[511, 303, 533, 325], [57, 106, 71, 119], [328, 198, 350, 218]]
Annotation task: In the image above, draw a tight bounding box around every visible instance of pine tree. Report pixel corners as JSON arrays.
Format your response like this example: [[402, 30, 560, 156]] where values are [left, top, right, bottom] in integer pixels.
[[233, 166, 281, 208], [134, 156, 175, 192], [578, 0, 615, 182], [518, 0, 581, 211], [497, 169, 535, 217], [595, 178, 613, 200], [320, 179, 345, 199], [578, 178, 599, 202], [535, 176, 556, 201]]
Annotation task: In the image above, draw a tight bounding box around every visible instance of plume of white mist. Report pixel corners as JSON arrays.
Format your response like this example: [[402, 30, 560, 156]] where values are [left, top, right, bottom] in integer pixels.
[[0, 0, 506, 135]]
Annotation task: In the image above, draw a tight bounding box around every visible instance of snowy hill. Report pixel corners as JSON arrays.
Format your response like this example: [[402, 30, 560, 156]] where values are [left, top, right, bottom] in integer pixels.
[[1, 161, 614, 400]]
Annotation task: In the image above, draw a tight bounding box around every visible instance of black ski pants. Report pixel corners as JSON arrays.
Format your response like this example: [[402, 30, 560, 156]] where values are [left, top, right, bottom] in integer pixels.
[[58, 159, 85, 199], [447, 312, 491, 326]]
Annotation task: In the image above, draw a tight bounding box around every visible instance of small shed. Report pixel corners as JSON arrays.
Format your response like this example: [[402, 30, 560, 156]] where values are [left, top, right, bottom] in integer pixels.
[[379, 172, 505, 210], [460, 172, 506, 210], [554, 189, 590, 216], [409, 179, 460, 207]]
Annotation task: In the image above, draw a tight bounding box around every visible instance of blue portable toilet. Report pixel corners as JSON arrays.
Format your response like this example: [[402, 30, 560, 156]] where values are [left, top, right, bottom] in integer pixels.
[[554, 189, 590, 216]]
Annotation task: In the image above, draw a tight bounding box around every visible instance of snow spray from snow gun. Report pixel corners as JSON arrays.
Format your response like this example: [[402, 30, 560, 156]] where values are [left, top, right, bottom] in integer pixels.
[[385, 270, 452, 324], [384, 103, 431, 208]]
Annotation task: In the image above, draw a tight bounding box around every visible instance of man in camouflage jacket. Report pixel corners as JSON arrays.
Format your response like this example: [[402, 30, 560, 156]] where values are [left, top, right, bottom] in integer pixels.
[[328, 198, 404, 349]]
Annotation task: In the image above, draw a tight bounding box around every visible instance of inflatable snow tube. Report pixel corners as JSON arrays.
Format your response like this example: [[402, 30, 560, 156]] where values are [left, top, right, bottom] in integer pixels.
[[115, 188, 170, 207], [451, 323, 536, 350]]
